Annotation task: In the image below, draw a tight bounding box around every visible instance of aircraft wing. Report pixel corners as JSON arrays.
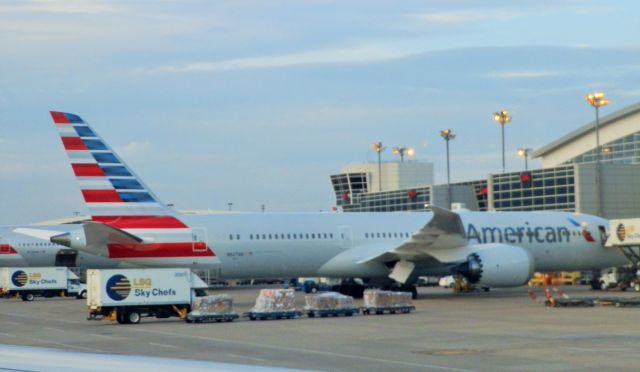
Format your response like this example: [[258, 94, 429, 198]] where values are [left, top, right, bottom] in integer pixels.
[[359, 205, 469, 264]]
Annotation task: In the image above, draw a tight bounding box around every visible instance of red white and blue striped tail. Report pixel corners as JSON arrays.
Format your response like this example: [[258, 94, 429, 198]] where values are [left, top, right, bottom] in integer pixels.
[[50, 111, 187, 230]]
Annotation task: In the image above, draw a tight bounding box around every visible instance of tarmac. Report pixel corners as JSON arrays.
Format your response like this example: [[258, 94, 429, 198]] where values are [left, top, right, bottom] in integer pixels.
[[1, 285, 640, 371]]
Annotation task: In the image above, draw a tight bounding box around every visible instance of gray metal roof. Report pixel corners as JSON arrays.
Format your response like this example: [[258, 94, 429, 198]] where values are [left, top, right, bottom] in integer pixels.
[[531, 101, 640, 158]]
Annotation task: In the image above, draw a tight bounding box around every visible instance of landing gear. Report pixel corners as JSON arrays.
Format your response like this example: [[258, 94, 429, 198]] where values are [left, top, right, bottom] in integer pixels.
[[335, 278, 366, 298]]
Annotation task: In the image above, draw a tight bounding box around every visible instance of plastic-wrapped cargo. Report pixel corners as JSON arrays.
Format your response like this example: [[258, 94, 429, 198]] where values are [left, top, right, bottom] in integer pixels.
[[190, 294, 234, 315], [363, 289, 413, 308], [304, 292, 354, 310], [252, 289, 296, 312]]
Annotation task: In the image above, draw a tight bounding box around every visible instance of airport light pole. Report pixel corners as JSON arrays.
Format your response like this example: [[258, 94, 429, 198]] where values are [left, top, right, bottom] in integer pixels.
[[372, 142, 386, 192], [440, 130, 455, 208], [392, 146, 415, 162], [585, 91, 609, 217], [517, 148, 532, 171], [493, 110, 511, 173]]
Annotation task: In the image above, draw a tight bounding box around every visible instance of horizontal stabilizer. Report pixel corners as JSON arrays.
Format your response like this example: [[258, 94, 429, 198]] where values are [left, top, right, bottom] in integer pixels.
[[39, 223, 142, 259], [13, 228, 67, 241]]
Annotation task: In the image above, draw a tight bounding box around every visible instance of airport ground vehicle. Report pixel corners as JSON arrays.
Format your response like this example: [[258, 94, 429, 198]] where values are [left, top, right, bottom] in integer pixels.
[[86, 268, 208, 324], [598, 267, 640, 291], [528, 272, 581, 286], [0, 267, 86, 301]]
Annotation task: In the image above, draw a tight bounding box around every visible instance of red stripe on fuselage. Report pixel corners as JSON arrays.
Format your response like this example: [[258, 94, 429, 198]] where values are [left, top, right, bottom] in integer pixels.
[[91, 216, 189, 229], [92, 215, 188, 229], [82, 190, 122, 203], [62, 137, 87, 150], [51, 111, 70, 124], [72, 163, 105, 177], [0, 244, 18, 254], [107, 242, 214, 258]]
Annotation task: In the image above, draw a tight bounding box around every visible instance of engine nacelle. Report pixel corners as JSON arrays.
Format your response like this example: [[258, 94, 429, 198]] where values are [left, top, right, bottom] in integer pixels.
[[51, 229, 87, 251], [452, 244, 534, 287]]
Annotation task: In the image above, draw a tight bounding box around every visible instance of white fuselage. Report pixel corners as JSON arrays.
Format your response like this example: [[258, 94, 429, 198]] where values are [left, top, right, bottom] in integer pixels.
[[5, 211, 629, 280], [164, 211, 626, 279]]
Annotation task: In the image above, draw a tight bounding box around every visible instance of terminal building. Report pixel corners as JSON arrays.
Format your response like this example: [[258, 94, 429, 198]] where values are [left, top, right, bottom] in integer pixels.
[[331, 102, 640, 218]]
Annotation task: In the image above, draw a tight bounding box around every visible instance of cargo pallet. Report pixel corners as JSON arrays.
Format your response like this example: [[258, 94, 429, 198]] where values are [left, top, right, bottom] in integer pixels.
[[545, 296, 640, 308], [185, 313, 239, 323], [243, 310, 302, 321], [305, 308, 359, 318], [361, 305, 415, 315]]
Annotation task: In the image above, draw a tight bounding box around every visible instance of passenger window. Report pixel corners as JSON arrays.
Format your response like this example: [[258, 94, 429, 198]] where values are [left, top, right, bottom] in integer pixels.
[[376, 233, 380, 238], [287, 234, 291, 239], [229, 234, 233, 240], [305, 234, 310, 239], [275, 234, 278, 240], [236, 234, 240, 240], [330, 233, 334, 239], [365, 233, 369, 238], [262, 234, 266, 239], [269, 234, 272, 239], [323, 233, 328, 239], [281, 234, 285, 239], [382, 233, 386, 238]]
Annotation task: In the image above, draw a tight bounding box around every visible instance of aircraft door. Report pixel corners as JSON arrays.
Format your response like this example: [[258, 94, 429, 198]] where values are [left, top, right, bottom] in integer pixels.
[[598, 225, 608, 246], [55, 249, 78, 267], [192, 227, 208, 252], [338, 226, 353, 249]]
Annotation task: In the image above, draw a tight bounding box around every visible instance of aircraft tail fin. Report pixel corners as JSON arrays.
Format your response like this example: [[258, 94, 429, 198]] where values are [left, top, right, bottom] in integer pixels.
[[50, 111, 187, 229]]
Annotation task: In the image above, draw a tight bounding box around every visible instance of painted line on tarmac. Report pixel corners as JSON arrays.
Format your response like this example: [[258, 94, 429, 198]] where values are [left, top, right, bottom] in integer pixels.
[[148, 342, 179, 350], [225, 353, 269, 363], [0, 332, 104, 353], [129, 328, 476, 372]]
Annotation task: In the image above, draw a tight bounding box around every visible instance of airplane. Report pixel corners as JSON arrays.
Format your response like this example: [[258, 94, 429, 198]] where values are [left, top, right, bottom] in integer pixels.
[[16, 111, 629, 298]]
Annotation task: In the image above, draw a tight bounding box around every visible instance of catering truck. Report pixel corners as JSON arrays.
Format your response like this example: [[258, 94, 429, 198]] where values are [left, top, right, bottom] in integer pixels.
[[86, 268, 208, 324], [0, 267, 87, 301]]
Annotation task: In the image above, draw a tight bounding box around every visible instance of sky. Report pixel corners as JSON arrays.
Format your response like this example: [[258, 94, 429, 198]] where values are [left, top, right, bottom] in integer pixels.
[[1, 0, 640, 224]]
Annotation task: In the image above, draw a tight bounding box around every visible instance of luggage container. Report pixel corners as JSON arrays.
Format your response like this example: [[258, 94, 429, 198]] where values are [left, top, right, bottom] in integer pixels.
[[361, 289, 415, 315], [304, 292, 359, 317], [243, 288, 302, 320], [185, 294, 239, 323]]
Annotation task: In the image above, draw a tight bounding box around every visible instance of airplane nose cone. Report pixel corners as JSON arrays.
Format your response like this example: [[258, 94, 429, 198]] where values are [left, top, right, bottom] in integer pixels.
[[51, 232, 71, 247]]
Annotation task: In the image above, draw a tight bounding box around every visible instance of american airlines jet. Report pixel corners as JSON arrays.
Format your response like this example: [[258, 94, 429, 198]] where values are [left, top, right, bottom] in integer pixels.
[[16, 112, 628, 297]]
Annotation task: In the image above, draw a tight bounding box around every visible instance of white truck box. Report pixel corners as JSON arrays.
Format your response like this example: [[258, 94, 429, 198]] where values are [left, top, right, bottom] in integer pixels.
[[87, 268, 208, 308], [607, 218, 640, 246], [1, 267, 78, 291]]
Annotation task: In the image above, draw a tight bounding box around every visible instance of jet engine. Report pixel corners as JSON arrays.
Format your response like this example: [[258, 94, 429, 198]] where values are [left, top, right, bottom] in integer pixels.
[[452, 244, 534, 287]]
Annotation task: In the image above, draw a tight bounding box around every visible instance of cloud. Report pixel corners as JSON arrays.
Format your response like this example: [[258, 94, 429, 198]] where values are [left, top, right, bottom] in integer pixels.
[[413, 12, 487, 24], [487, 70, 560, 79], [138, 44, 416, 74], [114, 141, 153, 160], [0, 0, 119, 14]]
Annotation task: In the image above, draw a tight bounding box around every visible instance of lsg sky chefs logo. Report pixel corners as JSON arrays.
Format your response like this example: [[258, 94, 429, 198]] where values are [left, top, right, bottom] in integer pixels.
[[106, 274, 132, 301], [617, 223, 627, 242], [11, 270, 28, 287], [105, 274, 154, 301]]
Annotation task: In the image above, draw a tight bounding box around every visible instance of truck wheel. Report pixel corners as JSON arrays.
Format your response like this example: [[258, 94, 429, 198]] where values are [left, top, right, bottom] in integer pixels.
[[22, 293, 35, 302], [127, 311, 141, 324], [76, 291, 87, 299]]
